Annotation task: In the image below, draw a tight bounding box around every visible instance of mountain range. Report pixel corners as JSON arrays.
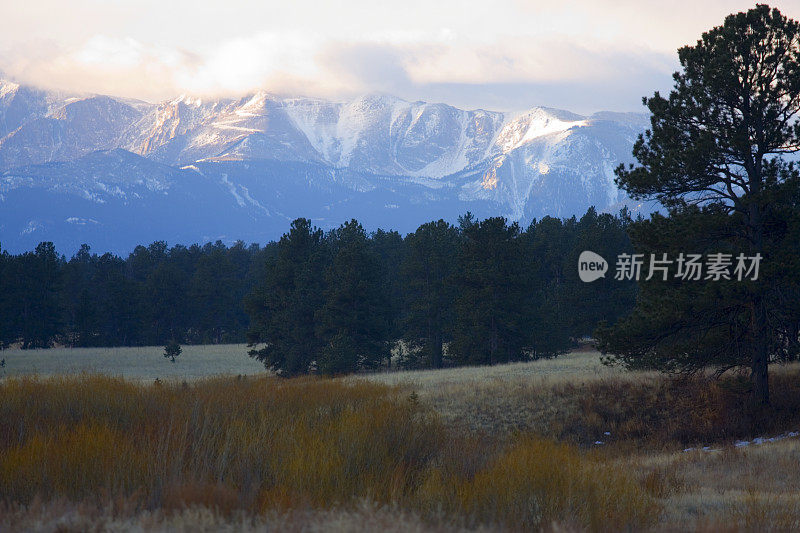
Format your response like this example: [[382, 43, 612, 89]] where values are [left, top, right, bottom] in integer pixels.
[[0, 79, 651, 253]]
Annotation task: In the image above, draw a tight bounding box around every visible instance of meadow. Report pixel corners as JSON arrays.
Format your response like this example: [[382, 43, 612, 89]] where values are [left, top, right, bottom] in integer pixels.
[[2, 347, 800, 531], [0, 344, 264, 382]]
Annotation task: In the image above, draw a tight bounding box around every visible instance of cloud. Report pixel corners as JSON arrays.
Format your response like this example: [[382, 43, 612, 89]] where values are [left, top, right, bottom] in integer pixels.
[[0, 36, 199, 101], [0, 30, 678, 111], [321, 43, 414, 93], [3, 0, 796, 111]]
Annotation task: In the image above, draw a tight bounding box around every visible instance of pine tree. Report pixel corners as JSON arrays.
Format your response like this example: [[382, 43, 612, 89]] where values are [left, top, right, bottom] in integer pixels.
[[17, 242, 63, 348], [190, 241, 237, 343], [144, 260, 188, 344], [599, 5, 800, 405], [164, 340, 182, 363], [522, 216, 574, 358], [451, 216, 530, 365], [400, 220, 459, 368], [0, 244, 13, 349], [246, 219, 327, 376], [96, 253, 141, 346], [371, 229, 405, 365], [63, 244, 98, 347], [316, 220, 390, 374], [566, 208, 637, 338]]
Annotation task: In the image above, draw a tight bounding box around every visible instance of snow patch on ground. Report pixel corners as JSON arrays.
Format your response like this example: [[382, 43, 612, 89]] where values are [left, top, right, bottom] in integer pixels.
[[683, 431, 800, 453]]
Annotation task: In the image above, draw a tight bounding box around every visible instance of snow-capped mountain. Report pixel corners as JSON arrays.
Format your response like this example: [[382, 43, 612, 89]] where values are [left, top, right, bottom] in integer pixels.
[[0, 78, 650, 253]]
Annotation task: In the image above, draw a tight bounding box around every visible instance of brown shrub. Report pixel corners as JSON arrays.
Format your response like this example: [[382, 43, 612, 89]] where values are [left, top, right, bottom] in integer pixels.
[[457, 437, 658, 530], [0, 374, 655, 531], [423, 367, 800, 450]]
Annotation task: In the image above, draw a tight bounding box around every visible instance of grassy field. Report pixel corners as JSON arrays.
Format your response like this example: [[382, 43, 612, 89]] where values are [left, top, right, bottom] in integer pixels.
[[0, 345, 610, 383], [0, 344, 266, 382], [2, 347, 800, 530], [365, 349, 634, 387]]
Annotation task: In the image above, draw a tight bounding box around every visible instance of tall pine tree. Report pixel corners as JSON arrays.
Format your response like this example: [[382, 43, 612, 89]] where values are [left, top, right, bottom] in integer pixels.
[[316, 220, 390, 374], [451, 216, 530, 365], [599, 5, 800, 405], [400, 220, 459, 368], [246, 219, 327, 376], [17, 242, 63, 348]]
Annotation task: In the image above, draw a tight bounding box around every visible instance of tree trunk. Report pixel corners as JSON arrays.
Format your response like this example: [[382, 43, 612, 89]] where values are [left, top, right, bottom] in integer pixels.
[[489, 317, 497, 366], [432, 332, 443, 369], [747, 192, 769, 406], [751, 346, 769, 405], [751, 295, 770, 405]]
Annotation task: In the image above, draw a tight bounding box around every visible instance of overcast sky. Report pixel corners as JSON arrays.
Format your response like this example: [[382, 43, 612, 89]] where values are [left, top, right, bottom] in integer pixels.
[[1, 1, 799, 113]]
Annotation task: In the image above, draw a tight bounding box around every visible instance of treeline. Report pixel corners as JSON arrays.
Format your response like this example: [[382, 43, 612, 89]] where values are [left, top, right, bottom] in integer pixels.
[[246, 208, 637, 374], [0, 240, 276, 348], [0, 208, 637, 371]]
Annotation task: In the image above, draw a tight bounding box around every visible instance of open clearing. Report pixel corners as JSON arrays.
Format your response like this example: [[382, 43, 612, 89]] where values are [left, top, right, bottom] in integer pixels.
[[363, 349, 630, 387], [0, 344, 619, 383], [3, 346, 800, 530], [0, 344, 266, 381]]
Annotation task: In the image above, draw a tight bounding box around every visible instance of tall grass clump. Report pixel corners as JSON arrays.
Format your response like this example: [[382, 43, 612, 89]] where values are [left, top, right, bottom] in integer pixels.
[[461, 438, 656, 530], [415, 437, 658, 530], [0, 374, 656, 530], [425, 366, 800, 451], [562, 370, 800, 448]]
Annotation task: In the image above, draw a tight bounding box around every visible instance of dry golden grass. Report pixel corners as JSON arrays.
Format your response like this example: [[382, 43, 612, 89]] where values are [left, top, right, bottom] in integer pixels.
[[0, 499, 494, 533], [5, 351, 800, 530], [619, 438, 800, 531], [0, 373, 657, 532], [369, 352, 800, 450], [367, 350, 636, 388], [367, 352, 800, 530], [362, 351, 657, 442]]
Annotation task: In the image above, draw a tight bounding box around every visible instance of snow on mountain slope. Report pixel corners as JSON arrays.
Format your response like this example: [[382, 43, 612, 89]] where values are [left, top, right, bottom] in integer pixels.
[[460, 111, 649, 220], [494, 108, 588, 153], [122, 95, 220, 158], [1, 148, 177, 199], [0, 94, 146, 169], [124, 92, 324, 165], [0, 78, 654, 252], [283, 94, 489, 176], [0, 80, 55, 139], [122, 91, 596, 182]]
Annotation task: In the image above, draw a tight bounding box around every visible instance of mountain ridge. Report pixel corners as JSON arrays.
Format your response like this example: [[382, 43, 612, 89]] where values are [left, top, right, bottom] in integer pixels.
[[0, 78, 652, 253]]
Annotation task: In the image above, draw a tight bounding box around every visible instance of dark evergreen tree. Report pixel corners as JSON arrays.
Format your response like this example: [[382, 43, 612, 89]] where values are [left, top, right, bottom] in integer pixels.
[[400, 220, 459, 368], [190, 241, 237, 343], [144, 260, 188, 344], [316, 220, 390, 374], [16, 242, 63, 348], [598, 5, 800, 405], [246, 219, 327, 376], [451, 216, 530, 365], [227, 240, 258, 339], [522, 217, 574, 358], [370, 229, 405, 363], [62, 244, 99, 347], [164, 340, 182, 363], [0, 244, 13, 349], [567, 208, 637, 338]]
